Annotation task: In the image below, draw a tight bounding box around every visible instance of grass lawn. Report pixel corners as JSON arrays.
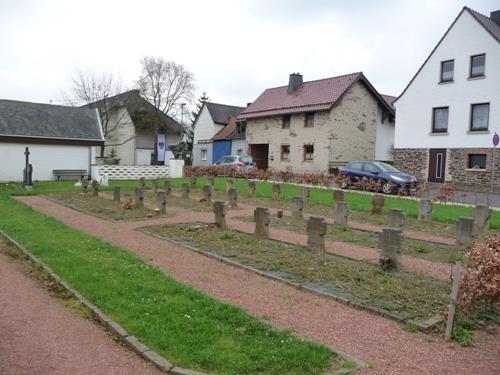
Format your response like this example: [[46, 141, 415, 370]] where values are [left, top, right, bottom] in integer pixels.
[[146, 223, 451, 319], [0, 192, 340, 375]]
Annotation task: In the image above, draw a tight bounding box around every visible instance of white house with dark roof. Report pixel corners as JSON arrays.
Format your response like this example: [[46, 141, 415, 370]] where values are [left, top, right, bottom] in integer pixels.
[[238, 72, 395, 172], [0, 99, 104, 181], [192, 101, 245, 166], [393, 7, 500, 189]]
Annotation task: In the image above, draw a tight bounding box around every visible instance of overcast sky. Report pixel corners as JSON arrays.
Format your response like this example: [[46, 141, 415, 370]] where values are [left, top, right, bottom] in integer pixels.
[[0, 0, 498, 110]]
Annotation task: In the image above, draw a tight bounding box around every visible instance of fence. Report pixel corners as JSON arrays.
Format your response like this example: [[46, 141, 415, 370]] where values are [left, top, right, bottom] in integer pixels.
[[91, 159, 184, 180]]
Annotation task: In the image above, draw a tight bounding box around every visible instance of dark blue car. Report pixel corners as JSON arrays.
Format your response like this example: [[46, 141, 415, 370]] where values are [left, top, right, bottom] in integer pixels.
[[340, 161, 418, 194]]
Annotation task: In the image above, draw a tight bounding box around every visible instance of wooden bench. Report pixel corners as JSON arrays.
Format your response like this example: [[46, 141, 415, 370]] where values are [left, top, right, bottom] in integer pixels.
[[53, 169, 88, 181]]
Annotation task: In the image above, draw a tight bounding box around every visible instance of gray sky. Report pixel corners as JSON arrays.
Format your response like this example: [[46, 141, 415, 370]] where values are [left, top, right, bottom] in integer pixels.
[[0, 0, 498, 109]]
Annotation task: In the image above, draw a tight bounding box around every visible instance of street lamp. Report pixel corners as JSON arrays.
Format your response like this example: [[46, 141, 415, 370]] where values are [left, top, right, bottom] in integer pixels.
[[180, 103, 186, 141]]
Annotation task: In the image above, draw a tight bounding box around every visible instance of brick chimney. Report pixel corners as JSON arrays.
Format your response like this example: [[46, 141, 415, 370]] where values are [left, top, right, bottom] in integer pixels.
[[491, 10, 500, 26], [287, 73, 303, 94]]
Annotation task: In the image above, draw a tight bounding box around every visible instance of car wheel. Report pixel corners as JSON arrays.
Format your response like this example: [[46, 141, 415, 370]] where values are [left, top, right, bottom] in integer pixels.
[[382, 181, 393, 194]]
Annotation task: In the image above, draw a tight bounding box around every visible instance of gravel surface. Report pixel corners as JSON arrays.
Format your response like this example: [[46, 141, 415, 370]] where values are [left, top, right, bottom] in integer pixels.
[[0, 244, 162, 375], [17, 196, 500, 375]]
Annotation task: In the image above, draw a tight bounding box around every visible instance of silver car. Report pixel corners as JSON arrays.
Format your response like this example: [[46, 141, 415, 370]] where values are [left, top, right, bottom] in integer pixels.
[[215, 155, 254, 170]]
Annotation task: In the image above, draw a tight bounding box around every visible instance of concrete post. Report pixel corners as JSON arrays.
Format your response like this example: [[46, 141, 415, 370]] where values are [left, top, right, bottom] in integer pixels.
[[254, 207, 270, 238], [388, 208, 406, 229], [139, 177, 146, 189], [213, 201, 226, 229], [151, 178, 158, 193], [378, 227, 403, 271], [181, 183, 190, 198], [306, 216, 327, 252], [333, 190, 344, 204], [164, 180, 172, 197], [418, 199, 433, 220], [272, 183, 281, 200], [227, 188, 238, 207], [473, 204, 491, 233], [291, 197, 304, 219], [334, 201, 348, 226], [226, 179, 233, 191], [301, 187, 310, 205], [203, 185, 212, 203], [372, 194, 385, 215], [134, 188, 144, 208], [157, 191, 166, 215], [190, 176, 197, 189], [113, 186, 121, 202], [456, 217, 474, 246], [207, 176, 214, 187], [248, 181, 256, 198], [91, 180, 100, 197]]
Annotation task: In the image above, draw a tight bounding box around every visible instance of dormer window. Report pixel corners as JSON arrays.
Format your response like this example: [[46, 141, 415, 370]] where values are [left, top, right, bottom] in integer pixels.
[[440, 60, 454, 82], [470, 54, 485, 78]]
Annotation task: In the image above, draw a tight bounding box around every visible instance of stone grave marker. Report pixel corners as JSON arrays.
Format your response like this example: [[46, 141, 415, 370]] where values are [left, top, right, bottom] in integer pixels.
[[301, 187, 310, 205], [334, 201, 348, 226], [333, 190, 344, 204], [456, 217, 474, 246], [378, 227, 403, 271], [135, 188, 144, 208], [372, 194, 385, 215], [473, 204, 491, 233], [248, 181, 256, 198], [272, 183, 281, 200], [181, 183, 190, 198], [139, 177, 146, 189], [81, 179, 89, 193], [113, 186, 121, 202], [291, 197, 304, 219], [254, 207, 270, 238], [213, 201, 226, 228], [164, 180, 172, 197], [226, 179, 233, 191], [207, 176, 214, 186], [91, 180, 100, 197], [151, 179, 158, 193], [227, 188, 238, 207], [306, 216, 327, 252], [156, 191, 167, 215], [388, 208, 406, 229], [190, 176, 197, 189], [203, 185, 212, 203], [418, 199, 433, 220]]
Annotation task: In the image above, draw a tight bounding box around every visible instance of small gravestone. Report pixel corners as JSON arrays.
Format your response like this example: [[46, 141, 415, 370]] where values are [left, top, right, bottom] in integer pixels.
[[227, 188, 238, 207], [291, 197, 304, 219], [135, 188, 144, 208], [164, 180, 172, 197], [388, 208, 406, 229], [213, 201, 226, 228], [81, 179, 89, 193], [306, 216, 327, 252], [254, 207, 270, 238], [272, 183, 281, 200], [301, 187, 310, 205], [456, 217, 474, 246], [207, 176, 214, 186], [334, 201, 348, 226], [156, 191, 166, 215], [91, 180, 100, 197], [473, 204, 491, 233], [333, 190, 344, 204], [203, 185, 212, 203], [151, 179, 158, 193], [181, 183, 190, 198], [418, 199, 433, 220], [113, 186, 121, 202], [378, 227, 403, 271], [190, 176, 197, 189], [226, 179, 233, 191], [372, 194, 385, 215], [248, 181, 256, 198], [139, 177, 146, 189]]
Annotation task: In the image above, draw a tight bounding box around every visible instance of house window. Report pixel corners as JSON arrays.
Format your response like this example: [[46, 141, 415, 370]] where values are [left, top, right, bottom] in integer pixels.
[[201, 149, 208, 161], [440, 60, 454, 82], [304, 112, 315, 127], [282, 114, 291, 129], [468, 154, 486, 169], [236, 121, 246, 135], [470, 103, 489, 131], [281, 145, 290, 160], [303, 144, 314, 161], [236, 149, 243, 156], [432, 107, 449, 133], [470, 54, 485, 77]]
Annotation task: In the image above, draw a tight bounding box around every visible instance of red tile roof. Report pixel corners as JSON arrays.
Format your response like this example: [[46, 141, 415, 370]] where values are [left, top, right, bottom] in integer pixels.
[[238, 72, 393, 120], [212, 117, 237, 140], [381, 94, 397, 110]]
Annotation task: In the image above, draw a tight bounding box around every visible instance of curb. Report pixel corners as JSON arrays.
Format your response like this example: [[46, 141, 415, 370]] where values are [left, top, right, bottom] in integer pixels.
[[0, 228, 208, 375]]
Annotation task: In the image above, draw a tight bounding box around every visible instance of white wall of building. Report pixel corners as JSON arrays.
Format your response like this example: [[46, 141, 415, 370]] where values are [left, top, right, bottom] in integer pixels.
[[1, 142, 94, 182], [231, 139, 247, 156], [395, 10, 500, 149], [193, 105, 223, 144], [102, 107, 136, 165], [375, 107, 395, 161]]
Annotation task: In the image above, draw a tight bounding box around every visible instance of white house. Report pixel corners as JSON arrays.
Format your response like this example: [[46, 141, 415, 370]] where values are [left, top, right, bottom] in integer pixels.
[[394, 7, 500, 189], [0, 99, 104, 181], [86, 90, 182, 166], [192, 101, 245, 166]]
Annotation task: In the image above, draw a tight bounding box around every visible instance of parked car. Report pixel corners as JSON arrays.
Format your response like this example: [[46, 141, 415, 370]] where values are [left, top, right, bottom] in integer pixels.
[[214, 155, 254, 169], [339, 161, 418, 194]]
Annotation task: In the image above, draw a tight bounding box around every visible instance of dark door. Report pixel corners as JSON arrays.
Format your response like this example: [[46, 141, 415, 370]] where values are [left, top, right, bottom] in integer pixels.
[[428, 149, 446, 183], [250, 144, 269, 170]]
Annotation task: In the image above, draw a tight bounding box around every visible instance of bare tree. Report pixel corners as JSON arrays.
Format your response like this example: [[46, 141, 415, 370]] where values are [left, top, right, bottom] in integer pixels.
[[62, 68, 130, 158]]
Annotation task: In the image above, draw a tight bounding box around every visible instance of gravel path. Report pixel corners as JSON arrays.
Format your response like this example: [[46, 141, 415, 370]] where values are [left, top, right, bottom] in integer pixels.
[[0, 244, 161, 375], [17, 195, 500, 375]]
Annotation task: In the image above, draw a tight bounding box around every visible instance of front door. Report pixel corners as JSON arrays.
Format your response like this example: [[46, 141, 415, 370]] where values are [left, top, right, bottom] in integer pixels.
[[428, 148, 446, 183], [250, 144, 269, 170]]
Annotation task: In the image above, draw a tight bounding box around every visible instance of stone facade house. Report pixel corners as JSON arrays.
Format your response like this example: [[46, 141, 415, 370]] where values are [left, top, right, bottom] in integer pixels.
[[192, 102, 245, 166], [85, 90, 182, 166], [393, 7, 500, 190], [237, 72, 395, 172]]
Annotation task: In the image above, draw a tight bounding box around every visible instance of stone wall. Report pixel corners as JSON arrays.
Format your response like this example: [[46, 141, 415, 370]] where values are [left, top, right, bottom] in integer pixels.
[[393, 148, 428, 180], [448, 148, 500, 189]]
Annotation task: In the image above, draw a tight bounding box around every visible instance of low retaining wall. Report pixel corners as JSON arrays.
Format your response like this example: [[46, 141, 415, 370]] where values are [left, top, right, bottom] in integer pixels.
[[92, 160, 184, 180]]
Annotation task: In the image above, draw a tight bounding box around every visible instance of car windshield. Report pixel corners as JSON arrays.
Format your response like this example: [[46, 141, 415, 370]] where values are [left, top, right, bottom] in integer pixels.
[[377, 162, 400, 173], [239, 156, 253, 165]]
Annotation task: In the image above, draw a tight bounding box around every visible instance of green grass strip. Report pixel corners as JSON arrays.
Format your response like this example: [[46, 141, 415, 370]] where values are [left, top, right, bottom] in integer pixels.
[[0, 194, 334, 375]]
